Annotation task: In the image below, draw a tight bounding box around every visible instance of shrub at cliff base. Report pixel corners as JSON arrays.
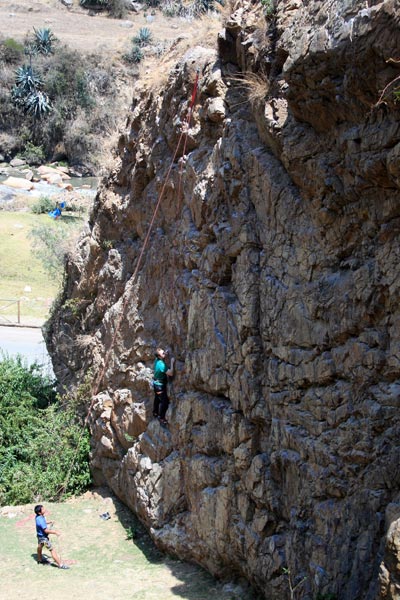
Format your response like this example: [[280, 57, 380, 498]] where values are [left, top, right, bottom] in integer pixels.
[[0, 355, 91, 505]]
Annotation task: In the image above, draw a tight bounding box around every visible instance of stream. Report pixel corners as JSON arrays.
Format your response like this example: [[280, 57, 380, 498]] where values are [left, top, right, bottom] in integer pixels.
[[0, 169, 99, 206]]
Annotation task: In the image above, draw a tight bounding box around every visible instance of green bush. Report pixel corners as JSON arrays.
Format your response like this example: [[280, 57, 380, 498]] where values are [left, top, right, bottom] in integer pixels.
[[0, 38, 25, 64], [0, 355, 91, 505], [29, 220, 82, 280], [80, 0, 109, 7], [21, 141, 46, 165], [31, 195, 55, 214]]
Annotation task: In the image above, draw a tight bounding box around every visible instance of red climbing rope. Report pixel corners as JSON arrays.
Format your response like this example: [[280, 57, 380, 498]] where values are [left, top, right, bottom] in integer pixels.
[[177, 69, 199, 204], [55, 68, 200, 499], [93, 67, 200, 398]]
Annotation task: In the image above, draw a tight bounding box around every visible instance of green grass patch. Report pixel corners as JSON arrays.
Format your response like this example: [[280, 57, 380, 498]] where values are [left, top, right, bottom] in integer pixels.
[[0, 493, 248, 600], [0, 211, 80, 323]]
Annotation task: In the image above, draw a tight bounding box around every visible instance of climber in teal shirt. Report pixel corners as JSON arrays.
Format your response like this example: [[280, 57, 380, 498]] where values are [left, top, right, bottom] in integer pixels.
[[153, 348, 174, 425]]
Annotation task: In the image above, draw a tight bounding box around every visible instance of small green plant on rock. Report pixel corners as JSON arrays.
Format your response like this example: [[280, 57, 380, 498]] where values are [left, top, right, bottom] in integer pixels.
[[283, 567, 307, 600], [101, 239, 114, 250], [63, 297, 84, 318], [261, 0, 275, 17]]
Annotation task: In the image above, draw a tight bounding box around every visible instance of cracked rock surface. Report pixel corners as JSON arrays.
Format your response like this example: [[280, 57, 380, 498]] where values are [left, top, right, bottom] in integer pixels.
[[46, 1, 400, 598]]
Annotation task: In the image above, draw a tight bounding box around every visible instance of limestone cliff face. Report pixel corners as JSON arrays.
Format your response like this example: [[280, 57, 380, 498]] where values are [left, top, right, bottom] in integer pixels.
[[46, 1, 400, 598]]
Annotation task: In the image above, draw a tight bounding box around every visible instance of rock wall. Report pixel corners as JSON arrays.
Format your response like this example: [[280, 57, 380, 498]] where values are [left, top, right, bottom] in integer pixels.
[[46, 1, 400, 598]]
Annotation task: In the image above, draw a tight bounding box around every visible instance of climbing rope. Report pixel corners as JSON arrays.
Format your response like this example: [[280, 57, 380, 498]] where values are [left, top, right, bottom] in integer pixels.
[[55, 68, 200, 499]]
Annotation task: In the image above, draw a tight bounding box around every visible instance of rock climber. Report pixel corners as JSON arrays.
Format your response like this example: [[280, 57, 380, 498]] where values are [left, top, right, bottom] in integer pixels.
[[34, 504, 70, 569], [153, 347, 175, 426]]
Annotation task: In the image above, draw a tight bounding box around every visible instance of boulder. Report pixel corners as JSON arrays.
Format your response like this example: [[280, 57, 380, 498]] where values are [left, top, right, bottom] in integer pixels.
[[10, 158, 26, 167], [2, 176, 34, 191]]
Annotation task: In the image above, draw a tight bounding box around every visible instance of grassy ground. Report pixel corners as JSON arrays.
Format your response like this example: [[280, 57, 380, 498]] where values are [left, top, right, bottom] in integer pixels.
[[0, 210, 81, 325], [0, 489, 245, 600]]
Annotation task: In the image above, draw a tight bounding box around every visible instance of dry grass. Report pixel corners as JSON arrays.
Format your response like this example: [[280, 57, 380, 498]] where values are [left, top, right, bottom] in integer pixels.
[[229, 71, 270, 108], [138, 12, 222, 92]]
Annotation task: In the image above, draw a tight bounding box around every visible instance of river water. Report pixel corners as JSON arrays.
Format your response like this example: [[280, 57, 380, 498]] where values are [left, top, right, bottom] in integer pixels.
[[0, 172, 98, 205]]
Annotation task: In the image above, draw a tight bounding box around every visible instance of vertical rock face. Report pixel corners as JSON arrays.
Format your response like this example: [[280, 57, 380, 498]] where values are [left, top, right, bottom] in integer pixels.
[[46, 1, 400, 598]]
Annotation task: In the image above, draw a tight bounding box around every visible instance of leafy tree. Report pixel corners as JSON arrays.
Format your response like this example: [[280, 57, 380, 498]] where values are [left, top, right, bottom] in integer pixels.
[[0, 355, 91, 505], [29, 221, 80, 280]]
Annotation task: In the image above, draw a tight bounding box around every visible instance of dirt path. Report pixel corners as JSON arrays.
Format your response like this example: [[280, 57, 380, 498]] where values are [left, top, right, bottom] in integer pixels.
[[0, 488, 247, 600]]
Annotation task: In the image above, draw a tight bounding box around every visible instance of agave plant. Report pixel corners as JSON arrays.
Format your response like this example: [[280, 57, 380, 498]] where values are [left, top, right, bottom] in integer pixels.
[[15, 64, 42, 94], [132, 27, 153, 48], [126, 45, 144, 63], [12, 64, 51, 118], [25, 91, 52, 118], [32, 27, 57, 55], [11, 84, 27, 107]]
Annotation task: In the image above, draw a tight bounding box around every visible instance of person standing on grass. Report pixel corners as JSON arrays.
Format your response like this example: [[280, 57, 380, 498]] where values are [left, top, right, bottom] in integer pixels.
[[34, 505, 69, 569], [153, 347, 175, 426]]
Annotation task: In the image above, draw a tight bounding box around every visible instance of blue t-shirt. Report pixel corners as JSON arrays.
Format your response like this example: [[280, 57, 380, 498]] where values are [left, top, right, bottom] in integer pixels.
[[154, 358, 167, 386], [36, 515, 48, 538]]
